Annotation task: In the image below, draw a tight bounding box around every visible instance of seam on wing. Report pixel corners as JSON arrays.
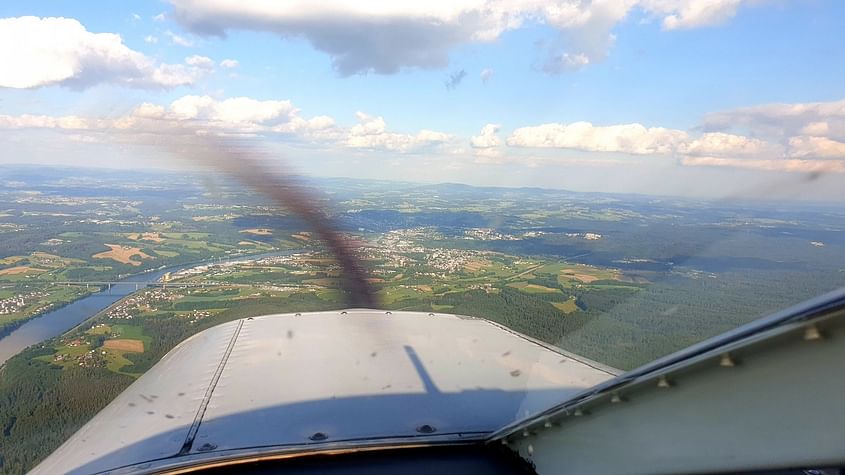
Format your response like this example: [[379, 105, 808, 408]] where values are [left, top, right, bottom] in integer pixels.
[[178, 318, 245, 455]]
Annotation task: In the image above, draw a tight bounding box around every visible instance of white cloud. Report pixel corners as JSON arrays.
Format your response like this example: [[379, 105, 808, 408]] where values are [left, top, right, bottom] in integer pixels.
[[153, 13, 167, 22], [471, 124, 502, 148], [185, 55, 215, 69], [144, 35, 158, 44], [678, 132, 779, 157], [506, 121, 809, 164], [0, 96, 453, 155], [165, 30, 194, 47], [802, 121, 830, 136], [641, 0, 745, 30], [167, 0, 760, 75], [704, 98, 845, 141], [272, 115, 335, 134], [345, 112, 453, 152], [133, 103, 167, 119], [703, 98, 845, 160], [131, 13, 142, 22], [220, 59, 239, 69], [480, 68, 494, 83], [0, 114, 95, 130], [787, 136, 845, 159], [544, 52, 591, 73], [169, 95, 296, 124], [508, 121, 688, 155], [0, 17, 208, 90]]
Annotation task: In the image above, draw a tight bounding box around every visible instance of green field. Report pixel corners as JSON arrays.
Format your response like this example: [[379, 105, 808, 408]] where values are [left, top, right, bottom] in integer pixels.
[[552, 297, 579, 314], [507, 282, 563, 294]]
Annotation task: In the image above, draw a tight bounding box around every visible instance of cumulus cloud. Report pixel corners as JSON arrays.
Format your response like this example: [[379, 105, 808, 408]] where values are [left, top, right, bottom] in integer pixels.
[[787, 136, 845, 159], [0, 96, 453, 154], [445, 69, 467, 90], [471, 124, 502, 148], [506, 120, 794, 159], [0, 96, 300, 137], [272, 115, 335, 134], [508, 121, 688, 155], [220, 59, 239, 69], [185, 55, 215, 69], [470, 124, 504, 159], [480, 68, 494, 83], [544, 52, 592, 73], [641, 0, 746, 30], [539, 0, 629, 73], [704, 98, 845, 142], [0, 114, 97, 130], [167, 0, 760, 75], [702, 98, 845, 160], [678, 132, 780, 157], [169, 95, 296, 124], [0, 16, 208, 90], [165, 30, 195, 47], [345, 112, 453, 152], [506, 115, 845, 167]]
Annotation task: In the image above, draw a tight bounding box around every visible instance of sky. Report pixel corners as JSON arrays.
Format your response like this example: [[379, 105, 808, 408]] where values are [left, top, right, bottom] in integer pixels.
[[1, 0, 844, 200]]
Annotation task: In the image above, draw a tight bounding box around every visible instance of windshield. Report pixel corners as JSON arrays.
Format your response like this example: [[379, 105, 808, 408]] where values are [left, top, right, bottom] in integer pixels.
[[1, 1, 844, 473]]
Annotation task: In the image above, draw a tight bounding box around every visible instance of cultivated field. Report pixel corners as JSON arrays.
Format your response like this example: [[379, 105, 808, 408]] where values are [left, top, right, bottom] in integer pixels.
[[92, 244, 154, 266], [127, 232, 165, 243], [103, 339, 144, 353]]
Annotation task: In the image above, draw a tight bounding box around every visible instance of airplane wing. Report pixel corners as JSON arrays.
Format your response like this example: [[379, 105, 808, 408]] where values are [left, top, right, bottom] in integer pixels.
[[32, 310, 615, 474]]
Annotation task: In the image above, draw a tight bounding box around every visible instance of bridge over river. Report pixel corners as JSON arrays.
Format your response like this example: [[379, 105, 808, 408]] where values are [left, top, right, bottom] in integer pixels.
[[50, 281, 240, 290]]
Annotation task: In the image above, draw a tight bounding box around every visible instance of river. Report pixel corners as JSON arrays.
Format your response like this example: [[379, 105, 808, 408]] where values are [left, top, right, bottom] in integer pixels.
[[0, 250, 294, 365]]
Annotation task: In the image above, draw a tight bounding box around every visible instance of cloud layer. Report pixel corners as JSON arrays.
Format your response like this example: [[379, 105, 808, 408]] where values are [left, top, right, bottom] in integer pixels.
[[167, 0, 760, 75], [3, 95, 844, 173], [0, 95, 453, 154]]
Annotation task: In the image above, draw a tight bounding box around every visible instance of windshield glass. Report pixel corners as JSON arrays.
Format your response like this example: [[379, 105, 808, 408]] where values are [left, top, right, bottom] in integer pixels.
[[1, 1, 844, 473]]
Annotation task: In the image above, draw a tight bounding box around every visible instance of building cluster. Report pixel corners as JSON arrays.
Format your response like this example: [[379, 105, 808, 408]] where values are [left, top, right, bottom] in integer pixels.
[[186, 309, 213, 324], [107, 288, 181, 319], [53, 348, 105, 368], [463, 228, 518, 241], [565, 232, 602, 240], [356, 228, 496, 276], [0, 290, 48, 315], [76, 218, 140, 226], [424, 248, 480, 273]]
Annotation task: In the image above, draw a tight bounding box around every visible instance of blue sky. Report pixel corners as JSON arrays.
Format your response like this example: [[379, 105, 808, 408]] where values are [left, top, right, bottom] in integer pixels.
[[1, 1, 844, 199]]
